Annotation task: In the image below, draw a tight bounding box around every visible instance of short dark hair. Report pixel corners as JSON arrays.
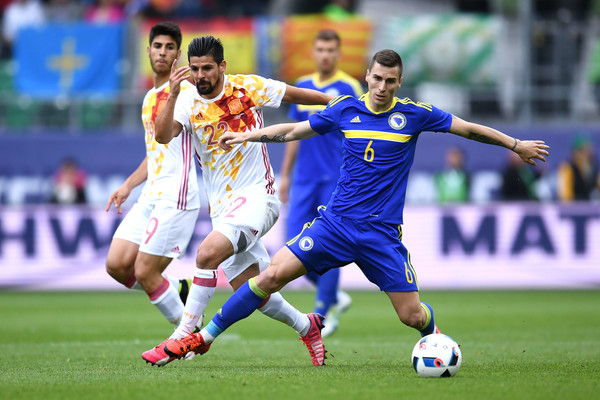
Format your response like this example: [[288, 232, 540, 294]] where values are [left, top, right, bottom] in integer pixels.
[[187, 35, 224, 64], [368, 49, 403, 78], [149, 21, 182, 50], [315, 29, 341, 46]]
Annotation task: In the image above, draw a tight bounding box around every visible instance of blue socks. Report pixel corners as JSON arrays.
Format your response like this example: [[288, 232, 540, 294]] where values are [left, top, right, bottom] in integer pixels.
[[307, 269, 340, 316], [204, 278, 267, 339], [419, 302, 436, 337]]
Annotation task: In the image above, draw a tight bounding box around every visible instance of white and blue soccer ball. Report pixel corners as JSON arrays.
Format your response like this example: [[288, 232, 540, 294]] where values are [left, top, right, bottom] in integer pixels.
[[411, 333, 462, 377]]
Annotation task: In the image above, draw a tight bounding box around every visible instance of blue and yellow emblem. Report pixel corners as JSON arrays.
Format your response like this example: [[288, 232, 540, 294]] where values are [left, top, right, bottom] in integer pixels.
[[388, 112, 407, 130]]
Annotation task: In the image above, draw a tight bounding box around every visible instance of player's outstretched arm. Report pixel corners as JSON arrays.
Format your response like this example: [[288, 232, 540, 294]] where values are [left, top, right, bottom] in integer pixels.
[[155, 59, 187, 144], [283, 85, 333, 105], [106, 158, 148, 214], [219, 120, 317, 151], [448, 115, 549, 166]]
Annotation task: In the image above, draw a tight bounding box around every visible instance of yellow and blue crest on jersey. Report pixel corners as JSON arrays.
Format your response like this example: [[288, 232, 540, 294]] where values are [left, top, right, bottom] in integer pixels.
[[388, 112, 407, 130]]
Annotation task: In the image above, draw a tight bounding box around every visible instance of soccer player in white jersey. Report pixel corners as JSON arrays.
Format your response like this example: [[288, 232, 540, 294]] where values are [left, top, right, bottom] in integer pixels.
[[106, 22, 200, 327], [141, 35, 332, 367]]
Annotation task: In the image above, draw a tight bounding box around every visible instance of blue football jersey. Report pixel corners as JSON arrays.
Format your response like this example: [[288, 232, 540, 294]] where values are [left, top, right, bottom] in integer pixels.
[[288, 71, 363, 183], [308, 94, 453, 224]]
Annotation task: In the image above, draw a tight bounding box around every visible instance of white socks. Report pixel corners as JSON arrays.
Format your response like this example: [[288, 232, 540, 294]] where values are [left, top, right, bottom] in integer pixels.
[[148, 278, 184, 325], [258, 292, 311, 336], [172, 269, 218, 339]]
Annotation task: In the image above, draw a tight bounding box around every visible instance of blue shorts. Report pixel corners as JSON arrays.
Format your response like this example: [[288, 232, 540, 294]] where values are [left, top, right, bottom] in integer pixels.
[[286, 208, 419, 292]]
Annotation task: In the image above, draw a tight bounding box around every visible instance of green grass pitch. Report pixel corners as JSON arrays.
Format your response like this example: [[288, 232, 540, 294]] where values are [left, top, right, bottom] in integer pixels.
[[0, 289, 598, 400]]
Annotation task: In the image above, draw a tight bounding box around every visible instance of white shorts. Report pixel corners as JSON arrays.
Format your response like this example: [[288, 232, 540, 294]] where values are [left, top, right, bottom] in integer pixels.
[[113, 201, 200, 259], [212, 186, 280, 281]]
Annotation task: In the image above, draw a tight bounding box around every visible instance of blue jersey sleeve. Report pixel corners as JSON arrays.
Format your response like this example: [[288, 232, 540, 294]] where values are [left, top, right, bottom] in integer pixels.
[[308, 101, 338, 135], [422, 104, 453, 132]]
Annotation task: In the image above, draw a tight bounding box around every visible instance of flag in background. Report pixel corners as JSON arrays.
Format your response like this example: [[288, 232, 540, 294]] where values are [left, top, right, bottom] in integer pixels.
[[14, 23, 124, 98], [138, 19, 256, 90], [280, 15, 372, 83]]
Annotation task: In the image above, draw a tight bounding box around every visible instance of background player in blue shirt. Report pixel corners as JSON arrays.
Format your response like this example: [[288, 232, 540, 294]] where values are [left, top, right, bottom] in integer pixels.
[[281, 30, 363, 337], [159, 49, 550, 366]]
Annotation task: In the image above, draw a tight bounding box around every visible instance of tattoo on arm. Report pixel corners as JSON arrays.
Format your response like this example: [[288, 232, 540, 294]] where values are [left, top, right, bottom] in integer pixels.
[[467, 132, 504, 147], [259, 134, 287, 143]]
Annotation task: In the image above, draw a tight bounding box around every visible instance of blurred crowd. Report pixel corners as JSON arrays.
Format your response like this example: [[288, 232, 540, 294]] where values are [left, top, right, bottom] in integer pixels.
[[46, 135, 599, 206], [432, 135, 600, 204], [0, 0, 274, 58], [1, 0, 598, 206], [0, 0, 355, 58]]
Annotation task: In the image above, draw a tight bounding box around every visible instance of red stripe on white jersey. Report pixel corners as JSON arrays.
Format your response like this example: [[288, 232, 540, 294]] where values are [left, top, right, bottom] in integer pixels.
[[261, 143, 275, 194], [256, 108, 264, 129], [195, 149, 202, 171], [177, 130, 191, 210]]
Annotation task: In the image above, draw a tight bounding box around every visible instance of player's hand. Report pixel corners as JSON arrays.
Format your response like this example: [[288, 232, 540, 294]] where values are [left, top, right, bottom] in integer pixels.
[[169, 58, 190, 97], [106, 186, 131, 214], [218, 132, 245, 151], [514, 140, 549, 166]]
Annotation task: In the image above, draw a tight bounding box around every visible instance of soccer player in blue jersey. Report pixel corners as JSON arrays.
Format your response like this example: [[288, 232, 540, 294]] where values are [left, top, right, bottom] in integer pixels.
[[281, 30, 363, 337], [158, 49, 549, 365]]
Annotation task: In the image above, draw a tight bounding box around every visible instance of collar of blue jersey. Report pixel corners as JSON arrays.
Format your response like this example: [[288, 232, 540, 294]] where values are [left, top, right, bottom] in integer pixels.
[[310, 71, 346, 89], [363, 93, 400, 114]]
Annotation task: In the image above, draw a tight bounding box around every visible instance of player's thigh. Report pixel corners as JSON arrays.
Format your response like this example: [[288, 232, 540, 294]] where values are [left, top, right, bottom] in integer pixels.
[[134, 251, 173, 278], [196, 230, 235, 268], [140, 204, 199, 259], [255, 246, 308, 292], [355, 223, 419, 293], [229, 262, 260, 290], [286, 211, 355, 275], [107, 203, 150, 273], [106, 238, 139, 277]]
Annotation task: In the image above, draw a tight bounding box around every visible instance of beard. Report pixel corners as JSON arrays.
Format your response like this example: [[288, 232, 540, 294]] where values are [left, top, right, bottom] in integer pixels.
[[196, 80, 213, 95], [196, 75, 221, 96], [150, 58, 170, 75]]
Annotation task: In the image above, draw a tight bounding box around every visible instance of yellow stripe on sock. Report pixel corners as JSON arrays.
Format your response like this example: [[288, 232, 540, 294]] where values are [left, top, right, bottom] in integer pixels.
[[248, 277, 269, 299], [420, 303, 431, 330]]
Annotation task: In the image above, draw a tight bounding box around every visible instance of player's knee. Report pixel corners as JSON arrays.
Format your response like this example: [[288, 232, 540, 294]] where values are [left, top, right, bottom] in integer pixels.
[[106, 258, 127, 279], [196, 246, 224, 269], [132, 266, 149, 284], [256, 265, 286, 293]]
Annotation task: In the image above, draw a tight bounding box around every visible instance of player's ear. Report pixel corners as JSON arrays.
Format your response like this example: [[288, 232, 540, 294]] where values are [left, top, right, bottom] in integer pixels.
[[147, 46, 151, 57], [220, 60, 227, 73]]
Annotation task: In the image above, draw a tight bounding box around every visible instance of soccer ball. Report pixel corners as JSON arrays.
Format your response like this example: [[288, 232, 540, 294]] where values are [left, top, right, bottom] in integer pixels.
[[411, 333, 462, 377]]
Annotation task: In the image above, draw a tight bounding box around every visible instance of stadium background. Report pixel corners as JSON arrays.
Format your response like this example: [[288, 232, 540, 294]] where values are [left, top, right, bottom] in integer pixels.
[[0, 0, 598, 290]]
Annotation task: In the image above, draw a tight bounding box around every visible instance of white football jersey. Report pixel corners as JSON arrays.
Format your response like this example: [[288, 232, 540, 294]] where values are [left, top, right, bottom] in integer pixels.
[[139, 80, 200, 210], [174, 74, 286, 217]]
